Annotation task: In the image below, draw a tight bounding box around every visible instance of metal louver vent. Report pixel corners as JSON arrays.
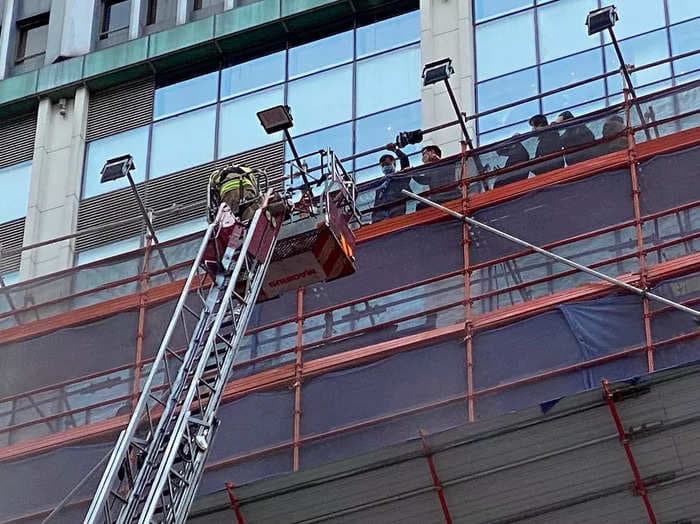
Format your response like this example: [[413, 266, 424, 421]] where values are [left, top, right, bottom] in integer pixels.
[[76, 141, 285, 252], [0, 218, 26, 273], [0, 114, 37, 169], [76, 185, 147, 251], [86, 79, 155, 142]]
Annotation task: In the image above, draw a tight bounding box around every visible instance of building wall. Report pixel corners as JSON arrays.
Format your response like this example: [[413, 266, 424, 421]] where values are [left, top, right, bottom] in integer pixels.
[[472, 0, 700, 143]]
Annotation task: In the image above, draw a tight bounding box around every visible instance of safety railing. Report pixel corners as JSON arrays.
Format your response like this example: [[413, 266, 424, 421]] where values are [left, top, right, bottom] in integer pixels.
[[2, 60, 700, 451]]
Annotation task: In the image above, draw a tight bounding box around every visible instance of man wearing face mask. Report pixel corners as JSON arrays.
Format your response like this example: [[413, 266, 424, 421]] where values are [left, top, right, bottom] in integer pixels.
[[371, 143, 411, 223]]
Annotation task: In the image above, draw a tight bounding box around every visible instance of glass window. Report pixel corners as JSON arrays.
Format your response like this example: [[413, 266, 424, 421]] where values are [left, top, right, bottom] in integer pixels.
[[474, 0, 532, 22], [150, 106, 216, 179], [671, 18, 700, 77], [100, 0, 130, 39], [356, 10, 420, 58], [15, 16, 49, 66], [604, 29, 671, 95], [667, 0, 700, 24], [288, 122, 353, 170], [83, 126, 149, 198], [76, 237, 141, 265], [0, 161, 31, 222], [602, 0, 665, 41], [288, 31, 353, 78], [156, 218, 206, 242], [194, 0, 220, 8], [356, 45, 420, 117], [146, 0, 176, 25], [287, 65, 353, 135], [479, 120, 532, 146], [355, 102, 421, 169], [221, 51, 285, 99], [476, 10, 536, 81], [154, 71, 218, 119], [477, 67, 538, 132], [537, 0, 598, 62], [218, 85, 284, 158], [1, 271, 19, 286], [540, 49, 605, 114]]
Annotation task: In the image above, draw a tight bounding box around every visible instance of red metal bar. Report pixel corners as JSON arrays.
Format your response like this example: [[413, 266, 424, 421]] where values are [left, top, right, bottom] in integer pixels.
[[293, 286, 304, 471], [225, 482, 246, 524], [419, 430, 453, 524], [601, 379, 657, 523], [132, 237, 151, 410], [625, 88, 656, 375], [461, 143, 476, 422]]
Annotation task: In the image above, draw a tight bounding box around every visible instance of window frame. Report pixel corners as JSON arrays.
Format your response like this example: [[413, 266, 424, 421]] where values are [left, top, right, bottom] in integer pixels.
[[14, 13, 49, 65], [100, 0, 131, 40]]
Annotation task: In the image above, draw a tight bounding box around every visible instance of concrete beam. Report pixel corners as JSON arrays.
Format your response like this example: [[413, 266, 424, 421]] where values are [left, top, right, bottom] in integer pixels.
[[20, 87, 88, 282], [420, 0, 476, 157]]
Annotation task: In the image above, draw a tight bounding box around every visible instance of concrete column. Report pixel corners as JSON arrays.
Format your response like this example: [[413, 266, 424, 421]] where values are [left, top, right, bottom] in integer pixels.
[[20, 87, 89, 282], [129, 0, 143, 39], [0, 0, 17, 79], [176, 0, 189, 25], [420, 0, 476, 157], [46, 0, 98, 64]]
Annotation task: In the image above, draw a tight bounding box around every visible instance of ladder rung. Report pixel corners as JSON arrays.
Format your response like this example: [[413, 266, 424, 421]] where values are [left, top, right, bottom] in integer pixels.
[[166, 346, 184, 362], [198, 378, 216, 392], [187, 416, 209, 428], [110, 489, 128, 503], [170, 467, 190, 485], [149, 393, 167, 407]]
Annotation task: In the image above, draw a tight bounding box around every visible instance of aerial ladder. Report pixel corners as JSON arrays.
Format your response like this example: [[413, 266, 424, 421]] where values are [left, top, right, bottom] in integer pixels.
[[84, 190, 286, 523], [82, 150, 358, 524]]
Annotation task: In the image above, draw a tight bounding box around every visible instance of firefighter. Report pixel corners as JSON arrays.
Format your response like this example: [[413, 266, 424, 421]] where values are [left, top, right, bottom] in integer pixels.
[[208, 164, 260, 223]]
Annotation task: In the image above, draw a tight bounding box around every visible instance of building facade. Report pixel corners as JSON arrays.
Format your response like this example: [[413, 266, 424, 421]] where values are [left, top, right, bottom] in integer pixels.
[[0, 0, 699, 522]]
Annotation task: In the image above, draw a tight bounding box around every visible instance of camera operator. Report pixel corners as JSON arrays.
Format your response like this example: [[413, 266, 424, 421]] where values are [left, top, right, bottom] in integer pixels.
[[371, 143, 412, 223]]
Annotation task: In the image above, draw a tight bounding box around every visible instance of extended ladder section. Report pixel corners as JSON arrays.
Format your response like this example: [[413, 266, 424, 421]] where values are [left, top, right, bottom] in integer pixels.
[[84, 194, 284, 524]]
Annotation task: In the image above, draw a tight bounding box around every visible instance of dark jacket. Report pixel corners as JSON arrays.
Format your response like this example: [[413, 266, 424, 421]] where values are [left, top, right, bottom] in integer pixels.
[[493, 141, 530, 189], [371, 148, 411, 222], [532, 128, 564, 174], [561, 124, 595, 150], [560, 123, 596, 165]]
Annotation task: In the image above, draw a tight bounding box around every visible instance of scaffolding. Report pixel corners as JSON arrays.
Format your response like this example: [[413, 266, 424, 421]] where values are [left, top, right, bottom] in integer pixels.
[[1, 65, 700, 523]]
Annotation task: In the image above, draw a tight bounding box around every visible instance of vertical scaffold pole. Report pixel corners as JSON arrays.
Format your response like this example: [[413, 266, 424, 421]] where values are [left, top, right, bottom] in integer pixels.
[[601, 380, 657, 523], [419, 430, 453, 524]]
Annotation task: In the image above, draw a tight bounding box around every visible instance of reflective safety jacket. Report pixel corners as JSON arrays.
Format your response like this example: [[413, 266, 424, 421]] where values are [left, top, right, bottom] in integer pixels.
[[209, 165, 257, 196]]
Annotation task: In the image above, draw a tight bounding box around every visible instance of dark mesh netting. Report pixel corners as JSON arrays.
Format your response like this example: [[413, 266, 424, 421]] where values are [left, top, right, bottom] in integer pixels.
[[473, 294, 647, 419]]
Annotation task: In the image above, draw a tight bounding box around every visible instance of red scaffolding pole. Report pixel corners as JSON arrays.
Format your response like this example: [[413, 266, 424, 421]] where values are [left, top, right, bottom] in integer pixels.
[[601, 379, 657, 523], [225, 482, 246, 524], [419, 430, 453, 524]]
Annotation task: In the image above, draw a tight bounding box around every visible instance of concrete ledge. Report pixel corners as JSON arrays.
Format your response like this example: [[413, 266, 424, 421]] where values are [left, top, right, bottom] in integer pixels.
[[0, 0, 416, 118]]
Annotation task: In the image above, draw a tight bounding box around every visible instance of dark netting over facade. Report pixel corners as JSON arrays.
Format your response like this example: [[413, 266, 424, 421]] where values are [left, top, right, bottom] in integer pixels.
[[1, 80, 700, 523]]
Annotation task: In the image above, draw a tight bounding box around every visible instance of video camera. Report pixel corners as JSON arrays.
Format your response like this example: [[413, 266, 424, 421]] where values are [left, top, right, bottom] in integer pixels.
[[395, 129, 423, 149]]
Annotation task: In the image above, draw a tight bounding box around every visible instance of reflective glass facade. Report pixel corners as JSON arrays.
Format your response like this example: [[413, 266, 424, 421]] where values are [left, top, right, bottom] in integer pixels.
[[473, 0, 700, 143], [0, 161, 31, 222], [82, 10, 421, 198]]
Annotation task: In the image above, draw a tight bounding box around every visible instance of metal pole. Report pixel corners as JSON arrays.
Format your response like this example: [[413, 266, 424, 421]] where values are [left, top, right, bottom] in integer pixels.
[[402, 190, 700, 320], [608, 28, 652, 140], [283, 128, 316, 209], [443, 80, 474, 151], [41, 450, 112, 523], [125, 171, 174, 281]]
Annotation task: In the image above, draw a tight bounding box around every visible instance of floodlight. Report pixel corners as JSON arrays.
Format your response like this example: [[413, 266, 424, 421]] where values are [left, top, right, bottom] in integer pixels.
[[259, 104, 315, 205], [257, 105, 294, 134], [422, 58, 453, 87], [100, 154, 135, 183], [586, 5, 618, 35], [98, 154, 170, 272]]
